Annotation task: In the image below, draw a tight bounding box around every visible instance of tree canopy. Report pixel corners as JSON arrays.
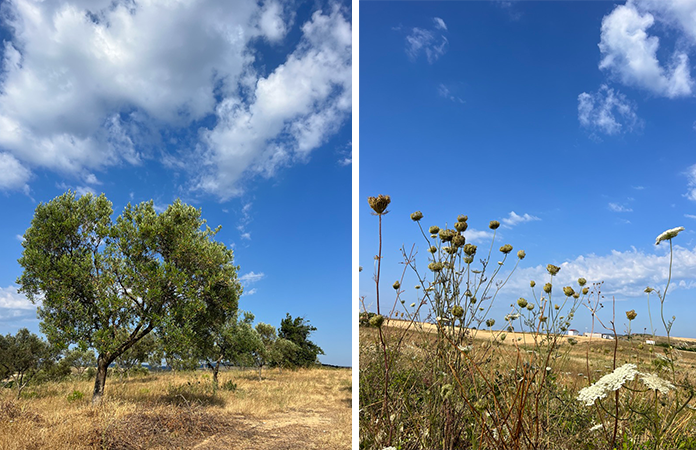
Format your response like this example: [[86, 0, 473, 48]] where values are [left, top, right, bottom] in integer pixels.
[[17, 191, 241, 403], [278, 314, 324, 367]]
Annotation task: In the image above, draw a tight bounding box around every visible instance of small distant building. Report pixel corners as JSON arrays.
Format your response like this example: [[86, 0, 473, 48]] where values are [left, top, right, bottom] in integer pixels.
[[584, 332, 603, 339], [567, 329, 580, 336], [601, 334, 614, 340], [645, 340, 655, 345]]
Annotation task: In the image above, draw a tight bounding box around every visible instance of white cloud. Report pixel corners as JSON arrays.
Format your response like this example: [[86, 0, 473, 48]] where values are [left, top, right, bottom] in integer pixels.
[[506, 244, 696, 298], [598, 1, 693, 98], [405, 21, 448, 64], [464, 229, 494, 244], [242, 288, 257, 297], [196, 5, 351, 199], [685, 164, 696, 201], [433, 17, 447, 31], [0, 152, 31, 193], [0, 286, 37, 320], [437, 83, 464, 104], [0, 1, 349, 199], [685, 214, 696, 220], [578, 85, 641, 136], [608, 202, 633, 212], [501, 211, 540, 228], [240, 271, 265, 284]]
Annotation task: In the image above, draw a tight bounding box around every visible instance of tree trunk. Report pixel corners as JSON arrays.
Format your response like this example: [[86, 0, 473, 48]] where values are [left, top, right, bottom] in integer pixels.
[[92, 355, 110, 405], [257, 364, 262, 380], [212, 357, 221, 389]]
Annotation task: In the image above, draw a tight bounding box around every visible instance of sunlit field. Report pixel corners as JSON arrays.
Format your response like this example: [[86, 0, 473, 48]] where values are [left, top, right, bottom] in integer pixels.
[[1, 366, 351, 450]]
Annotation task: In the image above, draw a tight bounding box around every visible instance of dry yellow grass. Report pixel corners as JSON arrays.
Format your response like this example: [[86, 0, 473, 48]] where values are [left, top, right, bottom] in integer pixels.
[[0, 366, 351, 450]]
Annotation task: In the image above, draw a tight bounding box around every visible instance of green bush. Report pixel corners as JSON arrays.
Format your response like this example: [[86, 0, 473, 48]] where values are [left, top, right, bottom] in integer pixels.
[[66, 390, 84, 403]]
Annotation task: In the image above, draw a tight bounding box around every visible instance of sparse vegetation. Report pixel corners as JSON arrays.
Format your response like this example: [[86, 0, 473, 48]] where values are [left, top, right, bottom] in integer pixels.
[[360, 195, 696, 450]]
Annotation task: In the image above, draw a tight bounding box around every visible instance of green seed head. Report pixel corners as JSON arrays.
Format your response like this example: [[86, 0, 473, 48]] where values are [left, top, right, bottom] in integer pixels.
[[573, 293, 580, 299], [369, 314, 385, 328], [527, 303, 535, 311], [489, 220, 500, 230], [410, 211, 423, 221], [582, 287, 589, 295], [368, 195, 390, 214], [563, 286, 575, 297], [428, 246, 437, 253], [530, 280, 536, 288], [517, 298, 528, 308], [543, 283, 552, 294], [486, 318, 496, 328], [451, 305, 464, 318], [500, 244, 513, 254], [578, 278, 587, 287], [626, 309, 637, 321], [393, 281, 400, 290]]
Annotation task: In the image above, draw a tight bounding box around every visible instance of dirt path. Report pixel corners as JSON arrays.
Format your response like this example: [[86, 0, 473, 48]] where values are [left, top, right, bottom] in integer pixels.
[[192, 408, 348, 450]]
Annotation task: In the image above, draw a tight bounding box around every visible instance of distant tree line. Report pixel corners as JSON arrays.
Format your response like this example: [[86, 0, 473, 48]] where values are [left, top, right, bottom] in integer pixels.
[[3, 192, 323, 403]]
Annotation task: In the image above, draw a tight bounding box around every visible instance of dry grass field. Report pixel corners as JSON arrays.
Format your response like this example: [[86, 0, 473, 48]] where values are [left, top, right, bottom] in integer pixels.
[[0, 366, 351, 450]]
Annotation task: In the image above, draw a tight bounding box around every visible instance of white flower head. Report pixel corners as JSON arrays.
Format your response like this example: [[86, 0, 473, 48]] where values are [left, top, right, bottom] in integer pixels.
[[576, 364, 638, 406], [640, 372, 674, 394], [655, 227, 685, 245]]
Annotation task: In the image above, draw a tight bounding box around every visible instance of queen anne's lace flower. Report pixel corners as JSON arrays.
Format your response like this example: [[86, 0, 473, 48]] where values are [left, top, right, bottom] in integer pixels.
[[576, 364, 638, 406], [655, 226, 684, 245], [640, 372, 675, 394]]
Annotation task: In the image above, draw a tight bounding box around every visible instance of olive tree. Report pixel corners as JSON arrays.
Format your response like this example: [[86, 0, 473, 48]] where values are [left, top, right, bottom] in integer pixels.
[[17, 192, 241, 404], [0, 328, 52, 398]]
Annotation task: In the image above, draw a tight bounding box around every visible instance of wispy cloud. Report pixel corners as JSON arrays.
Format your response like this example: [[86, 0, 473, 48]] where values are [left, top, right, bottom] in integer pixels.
[[240, 271, 265, 284], [501, 211, 540, 228], [578, 85, 641, 136], [337, 141, 352, 166], [437, 84, 465, 104], [608, 202, 633, 212], [685, 164, 696, 202], [464, 229, 494, 243], [405, 18, 448, 64], [237, 201, 254, 240]]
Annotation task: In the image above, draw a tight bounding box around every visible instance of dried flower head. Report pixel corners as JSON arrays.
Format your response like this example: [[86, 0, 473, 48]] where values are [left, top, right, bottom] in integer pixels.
[[517, 250, 526, 260], [626, 309, 637, 321], [547, 264, 561, 276], [470, 297, 477, 304], [369, 314, 385, 328], [429, 225, 440, 234], [489, 220, 500, 230], [463, 256, 474, 264], [451, 305, 464, 318], [463, 244, 477, 256], [444, 246, 457, 255], [428, 246, 437, 253], [517, 298, 528, 308], [410, 211, 423, 221], [655, 226, 684, 245], [543, 283, 552, 294], [578, 278, 587, 287], [573, 293, 580, 299], [500, 244, 513, 254], [428, 262, 444, 272], [457, 215, 468, 222], [530, 280, 536, 288], [439, 228, 456, 242], [393, 281, 400, 290], [454, 221, 468, 232], [410, 302, 416, 308], [554, 304, 560, 310], [582, 287, 590, 295], [486, 318, 496, 328], [644, 286, 654, 293], [368, 195, 390, 214], [563, 286, 575, 297], [526, 303, 535, 311], [452, 234, 466, 247]]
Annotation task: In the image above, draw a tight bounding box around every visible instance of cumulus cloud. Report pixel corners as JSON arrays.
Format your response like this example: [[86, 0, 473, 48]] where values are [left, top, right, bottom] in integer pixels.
[[240, 271, 265, 284], [501, 211, 540, 228], [196, 4, 352, 199], [0, 0, 350, 199], [405, 19, 448, 64], [598, 1, 693, 98], [578, 85, 641, 136], [464, 229, 495, 244], [0, 286, 37, 321], [506, 244, 696, 299]]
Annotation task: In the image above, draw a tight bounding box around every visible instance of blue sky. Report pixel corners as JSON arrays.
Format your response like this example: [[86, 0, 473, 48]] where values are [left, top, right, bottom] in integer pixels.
[[0, 0, 351, 366], [360, 0, 696, 339]]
